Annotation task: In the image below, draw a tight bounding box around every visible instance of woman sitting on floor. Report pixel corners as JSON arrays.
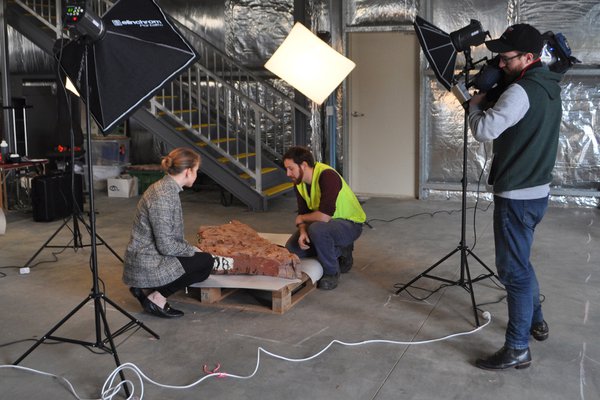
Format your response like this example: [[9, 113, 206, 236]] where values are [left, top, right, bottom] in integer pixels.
[[122, 147, 232, 318]]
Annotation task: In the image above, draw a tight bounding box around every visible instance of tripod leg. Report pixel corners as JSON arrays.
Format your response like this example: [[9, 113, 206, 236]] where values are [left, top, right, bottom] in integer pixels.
[[22, 218, 71, 268], [13, 295, 92, 365], [77, 214, 124, 263], [72, 213, 83, 249], [462, 256, 481, 326], [94, 296, 131, 399], [466, 248, 498, 281], [395, 246, 461, 295], [101, 294, 160, 339], [94, 231, 124, 263]]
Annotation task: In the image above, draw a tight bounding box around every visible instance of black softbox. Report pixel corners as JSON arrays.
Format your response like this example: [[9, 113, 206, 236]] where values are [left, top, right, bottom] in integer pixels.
[[57, 0, 198, 134], [413, 16, 457, 91]]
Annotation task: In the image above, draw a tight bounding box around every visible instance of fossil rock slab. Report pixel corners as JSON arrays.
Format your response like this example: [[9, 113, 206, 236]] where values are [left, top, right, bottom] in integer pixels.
[[198, 220, 301, 279]]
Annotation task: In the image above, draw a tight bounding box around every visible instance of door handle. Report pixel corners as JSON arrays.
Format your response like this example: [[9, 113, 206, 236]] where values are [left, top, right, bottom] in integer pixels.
[[351, 111, 365, 117]]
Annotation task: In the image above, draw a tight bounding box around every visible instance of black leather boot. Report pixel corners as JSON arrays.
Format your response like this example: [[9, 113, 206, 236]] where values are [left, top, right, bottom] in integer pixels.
[[530, 320, 549, 341], [476, 346, 531, 370]]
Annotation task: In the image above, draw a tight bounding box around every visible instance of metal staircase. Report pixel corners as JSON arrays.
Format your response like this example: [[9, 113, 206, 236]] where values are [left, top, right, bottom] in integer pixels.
[[5, 0, 310, 210]]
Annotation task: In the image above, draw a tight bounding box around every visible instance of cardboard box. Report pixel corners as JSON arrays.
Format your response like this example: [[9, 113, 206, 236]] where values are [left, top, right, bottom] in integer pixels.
[[107, 175, 138, 198], [85, 165, 124, 191]]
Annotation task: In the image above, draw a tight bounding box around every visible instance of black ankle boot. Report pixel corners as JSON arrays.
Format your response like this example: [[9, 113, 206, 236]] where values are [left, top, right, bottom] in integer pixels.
[[530, 320, 549, 341], [476, 346, 531, 370]]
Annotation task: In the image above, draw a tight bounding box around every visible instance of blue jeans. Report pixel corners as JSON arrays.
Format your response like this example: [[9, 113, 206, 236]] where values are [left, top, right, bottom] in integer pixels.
[[493, 195, 548, 350], [286, 219, 363, 275]]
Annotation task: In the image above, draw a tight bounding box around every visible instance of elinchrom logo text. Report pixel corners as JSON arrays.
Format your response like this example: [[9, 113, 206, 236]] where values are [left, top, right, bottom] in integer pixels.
[[111, 19, 163, 28]]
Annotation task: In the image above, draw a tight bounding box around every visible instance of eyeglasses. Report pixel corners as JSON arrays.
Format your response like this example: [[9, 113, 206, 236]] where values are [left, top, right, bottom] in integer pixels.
[[498, 53, 524, 64]]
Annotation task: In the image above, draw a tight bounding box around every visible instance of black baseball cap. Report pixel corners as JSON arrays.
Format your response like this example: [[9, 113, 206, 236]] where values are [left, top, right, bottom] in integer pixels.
[[485, 24, 543, 54]]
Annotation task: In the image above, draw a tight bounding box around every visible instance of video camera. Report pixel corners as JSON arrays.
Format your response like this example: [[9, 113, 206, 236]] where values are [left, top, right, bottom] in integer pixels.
[[413, 16, 581, 104], [540, 31, 581, 73], [474, 30, 579, 88]]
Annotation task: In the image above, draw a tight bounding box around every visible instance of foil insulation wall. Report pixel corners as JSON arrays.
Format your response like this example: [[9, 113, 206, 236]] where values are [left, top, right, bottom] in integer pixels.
[[160, 0, 227, 52], [511, 0, 600, 64], [556, 76, 600, 189], [346, 0, 418, 26], [7, 26, 54, 74], [5, 0, 599, 205], [224, 0, 293, 69], [422, 0, 600, 206]]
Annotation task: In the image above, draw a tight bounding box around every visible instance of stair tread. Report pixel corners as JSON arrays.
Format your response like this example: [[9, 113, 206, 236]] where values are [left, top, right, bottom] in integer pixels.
[[263, 182, 294, 197], [217, 153, 256, 163], [177, 123, 217, 132], [195, 137, 237, 147], [239, 167, 278, 179], [157, 109, 197, 116]]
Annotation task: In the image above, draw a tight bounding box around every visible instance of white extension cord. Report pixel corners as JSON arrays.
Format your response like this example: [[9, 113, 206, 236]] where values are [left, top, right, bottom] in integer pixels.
[[1, 311, 492, 400]]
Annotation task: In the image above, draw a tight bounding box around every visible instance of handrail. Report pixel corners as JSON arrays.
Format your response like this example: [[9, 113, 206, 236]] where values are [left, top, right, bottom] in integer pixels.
[[173, 20, 311, 117], [14, 0, 61, 38], [148, 65, 276, 192], [193, 63, 277, 122], [146, 19, 309, 191]]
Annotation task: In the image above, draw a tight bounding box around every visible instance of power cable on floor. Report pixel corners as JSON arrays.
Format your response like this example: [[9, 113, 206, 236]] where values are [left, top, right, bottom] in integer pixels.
[[365, 202, 492, 226], [0, 314, 492, 400], [366, 143, 492, 254], [394, 271, 505, 302], [0, 238, 74, 273], [0, 364, 99, 400]]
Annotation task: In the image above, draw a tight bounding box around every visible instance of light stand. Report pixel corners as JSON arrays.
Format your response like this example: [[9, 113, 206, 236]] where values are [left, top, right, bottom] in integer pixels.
[[13, 39, 159, 397], [15, 0, 197, 394], [23, 8, 123, 269], [395, 49, 497, 326], [22, 202, 124, 268], [23, 145, 124, 269]]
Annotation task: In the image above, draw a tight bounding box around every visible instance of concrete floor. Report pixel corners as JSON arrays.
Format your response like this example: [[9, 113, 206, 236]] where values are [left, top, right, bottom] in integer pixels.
[[0, 187, 598, 399]]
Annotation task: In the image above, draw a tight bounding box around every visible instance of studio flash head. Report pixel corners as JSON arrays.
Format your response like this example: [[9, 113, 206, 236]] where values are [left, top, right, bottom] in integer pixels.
[[413, 16, 490, 92], [450, 20, 488, 53]]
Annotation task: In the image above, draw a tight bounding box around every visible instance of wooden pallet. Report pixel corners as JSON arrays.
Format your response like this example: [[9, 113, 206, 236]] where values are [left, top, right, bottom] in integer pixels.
[[176, 273, 316, 314]]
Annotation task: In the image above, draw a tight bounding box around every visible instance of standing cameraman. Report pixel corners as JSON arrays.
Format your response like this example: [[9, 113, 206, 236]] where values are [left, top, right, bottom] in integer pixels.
[[468, 24, 563, 370]]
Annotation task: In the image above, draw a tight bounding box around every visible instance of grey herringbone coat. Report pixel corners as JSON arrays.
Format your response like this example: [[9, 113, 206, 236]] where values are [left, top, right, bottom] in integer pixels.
[[122, 174, 196, 288]]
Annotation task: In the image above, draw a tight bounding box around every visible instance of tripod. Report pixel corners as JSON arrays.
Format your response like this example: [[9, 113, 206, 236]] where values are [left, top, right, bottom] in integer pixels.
[[14, 43, 159, 395], [23, 119, 123, 269], [22, 183, 124, 268], [395, 50, 497, 326]]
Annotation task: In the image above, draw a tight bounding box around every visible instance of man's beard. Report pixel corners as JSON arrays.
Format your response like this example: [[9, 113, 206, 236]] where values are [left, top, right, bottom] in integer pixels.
[[502, 67, 520, 82], [293, 168, 304, 185]]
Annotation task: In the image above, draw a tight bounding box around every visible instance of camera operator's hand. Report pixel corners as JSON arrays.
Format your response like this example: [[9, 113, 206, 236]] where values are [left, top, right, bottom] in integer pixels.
[[469, 92, 488, 111]]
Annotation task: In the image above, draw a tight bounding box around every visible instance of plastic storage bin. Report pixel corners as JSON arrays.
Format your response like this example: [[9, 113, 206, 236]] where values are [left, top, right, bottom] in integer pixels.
[[90, 136, 130, 165]]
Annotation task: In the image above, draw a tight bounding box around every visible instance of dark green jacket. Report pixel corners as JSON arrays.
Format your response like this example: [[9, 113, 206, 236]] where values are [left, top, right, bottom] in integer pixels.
[[489, 65, 563, 192]]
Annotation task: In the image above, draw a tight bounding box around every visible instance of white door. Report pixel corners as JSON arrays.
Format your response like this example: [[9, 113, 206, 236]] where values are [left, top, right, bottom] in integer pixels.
[[348, 31, 418, 198]]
